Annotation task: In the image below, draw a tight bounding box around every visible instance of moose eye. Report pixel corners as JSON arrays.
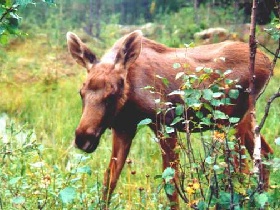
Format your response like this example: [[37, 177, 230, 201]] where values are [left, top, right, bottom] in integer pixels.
[[105, 95, 115, 107], [118, 78, 124, 89]]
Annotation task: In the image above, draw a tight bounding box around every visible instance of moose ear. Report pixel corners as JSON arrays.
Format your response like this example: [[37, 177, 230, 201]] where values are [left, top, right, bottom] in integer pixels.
[[115, 30, 142, 70], [66, 32, 97, 71]]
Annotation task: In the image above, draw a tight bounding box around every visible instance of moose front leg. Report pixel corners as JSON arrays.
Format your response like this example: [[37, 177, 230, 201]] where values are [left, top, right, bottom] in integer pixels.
[[159, 132, 180, 210], [102, 128, 134, 208]]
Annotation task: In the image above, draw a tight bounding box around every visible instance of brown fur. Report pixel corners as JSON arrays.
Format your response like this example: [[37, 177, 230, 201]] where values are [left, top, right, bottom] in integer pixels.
[[67, 31, 273, 209]]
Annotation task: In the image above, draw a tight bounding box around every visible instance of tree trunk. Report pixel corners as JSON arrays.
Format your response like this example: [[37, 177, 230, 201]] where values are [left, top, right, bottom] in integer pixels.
[[95, 0, 101, 38], [194, 0, 199, 24]]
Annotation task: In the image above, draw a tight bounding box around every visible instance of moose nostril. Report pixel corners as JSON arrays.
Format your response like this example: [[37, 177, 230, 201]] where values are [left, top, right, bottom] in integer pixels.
[[75, 127, 99, 137], [85, 127, 95, 136], [75, 128, 82, 137]]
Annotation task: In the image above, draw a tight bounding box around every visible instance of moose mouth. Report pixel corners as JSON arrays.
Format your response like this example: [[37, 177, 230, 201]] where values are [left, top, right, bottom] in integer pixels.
[[74, 133, 101, 153]]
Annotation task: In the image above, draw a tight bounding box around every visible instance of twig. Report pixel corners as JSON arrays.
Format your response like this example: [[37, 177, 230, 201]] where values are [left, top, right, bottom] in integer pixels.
[[257, 36, 280, 100], [225, 137, 235, 210], [258, 88, 280, 132], [258, 42, 280, 59], [174, 179, 188, 203]]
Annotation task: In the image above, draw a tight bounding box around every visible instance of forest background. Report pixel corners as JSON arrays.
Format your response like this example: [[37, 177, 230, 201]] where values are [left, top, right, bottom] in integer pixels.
[[0, 0, 280, 209]]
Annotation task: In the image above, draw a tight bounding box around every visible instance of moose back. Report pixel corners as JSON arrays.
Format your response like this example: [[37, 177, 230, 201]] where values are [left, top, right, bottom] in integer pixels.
[[67, 30, 273, 209]]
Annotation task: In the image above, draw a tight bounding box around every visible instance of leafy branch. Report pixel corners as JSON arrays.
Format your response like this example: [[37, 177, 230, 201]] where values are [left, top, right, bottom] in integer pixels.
[[0, 4, 19, 23]]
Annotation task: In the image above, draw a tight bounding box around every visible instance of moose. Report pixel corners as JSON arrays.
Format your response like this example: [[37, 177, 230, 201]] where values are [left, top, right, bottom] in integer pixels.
[[67, 30, 273, 209]]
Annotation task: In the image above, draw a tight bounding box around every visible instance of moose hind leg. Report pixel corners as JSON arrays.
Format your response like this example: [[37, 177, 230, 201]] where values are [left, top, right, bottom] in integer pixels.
[[244, 134, 273, 190], [236, 112, 273, 190]]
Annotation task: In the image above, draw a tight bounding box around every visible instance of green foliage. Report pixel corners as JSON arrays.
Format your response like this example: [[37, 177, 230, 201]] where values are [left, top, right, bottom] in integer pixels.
[[0, 118, 103, 209], [149, 60, 280, 208], [265, 17, 280, 41], [0, 0, 54, 45], [155, 7, 208, 47]]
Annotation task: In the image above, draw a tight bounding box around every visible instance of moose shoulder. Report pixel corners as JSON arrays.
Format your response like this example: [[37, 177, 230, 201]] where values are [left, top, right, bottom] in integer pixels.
[[67, 30, 273, 209]]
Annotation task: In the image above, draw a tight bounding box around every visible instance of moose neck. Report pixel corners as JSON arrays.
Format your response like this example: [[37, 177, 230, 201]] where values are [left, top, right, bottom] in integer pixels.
[[125, 38, 186, 116]]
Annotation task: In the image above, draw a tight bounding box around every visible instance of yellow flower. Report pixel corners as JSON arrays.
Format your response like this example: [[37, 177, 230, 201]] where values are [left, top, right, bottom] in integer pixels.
[[213, 130, 225, 142], [186, 186, 195, 194], [193, 182, 200, 190]]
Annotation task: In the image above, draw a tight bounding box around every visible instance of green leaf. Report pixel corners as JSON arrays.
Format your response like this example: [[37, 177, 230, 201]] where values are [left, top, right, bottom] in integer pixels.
[[9, 177, 21, 185], [211, 84, 220, 92], [202, 89, 213, 101], [223, 97, 232, 105], [175, 104, 184, 116], [205, 156, 213, 164], [197, 200, 206, 210], [30, 161, 44, 168], [73, 153, 90, 162], [15, 0, 34, 6], [138, 118, 152, 126], [70, 177, 81, 183], [255, 193, 268, 208], [171, 116, 183, 126], [212, 92, 224, 98], [184, 42, 194, 48], [164, 183, 175, 195], [184, 89, 194, 96], [173, 63, 181, 69], [229, 117, 240, 124], [165, 126, 174, 134], [196, 66, 204, 72], [156, 75, 169, 86], [0, 8, 4, 17], [224, 69, 232, 75], [168, 90, 184, 96], [200, 117, 211, 126], [0, 26, 5, 35], [219, 191, 231, 206], [203, 67, 213, 73], [162, 167, 175, 182], [75, 166, 92, 175], [154, 174, 162, 180], [275, 137, 280, 146], [213, 110, 228, 120], [59, 187, 76, 204], [185, 98, 201, 107], [203, 103, 213, 112], [229, 89, 239, 99], [195, 111, 204, 119], [162, 77, 169, 86], [44, 0, 55, 3], [225, 78, 234, 85], [213, 164, 220, 170], [175, 72, 185, 80], [12, 196, 25, 205], [0, 34, 8, 45], [226, 141, 235, 150]]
